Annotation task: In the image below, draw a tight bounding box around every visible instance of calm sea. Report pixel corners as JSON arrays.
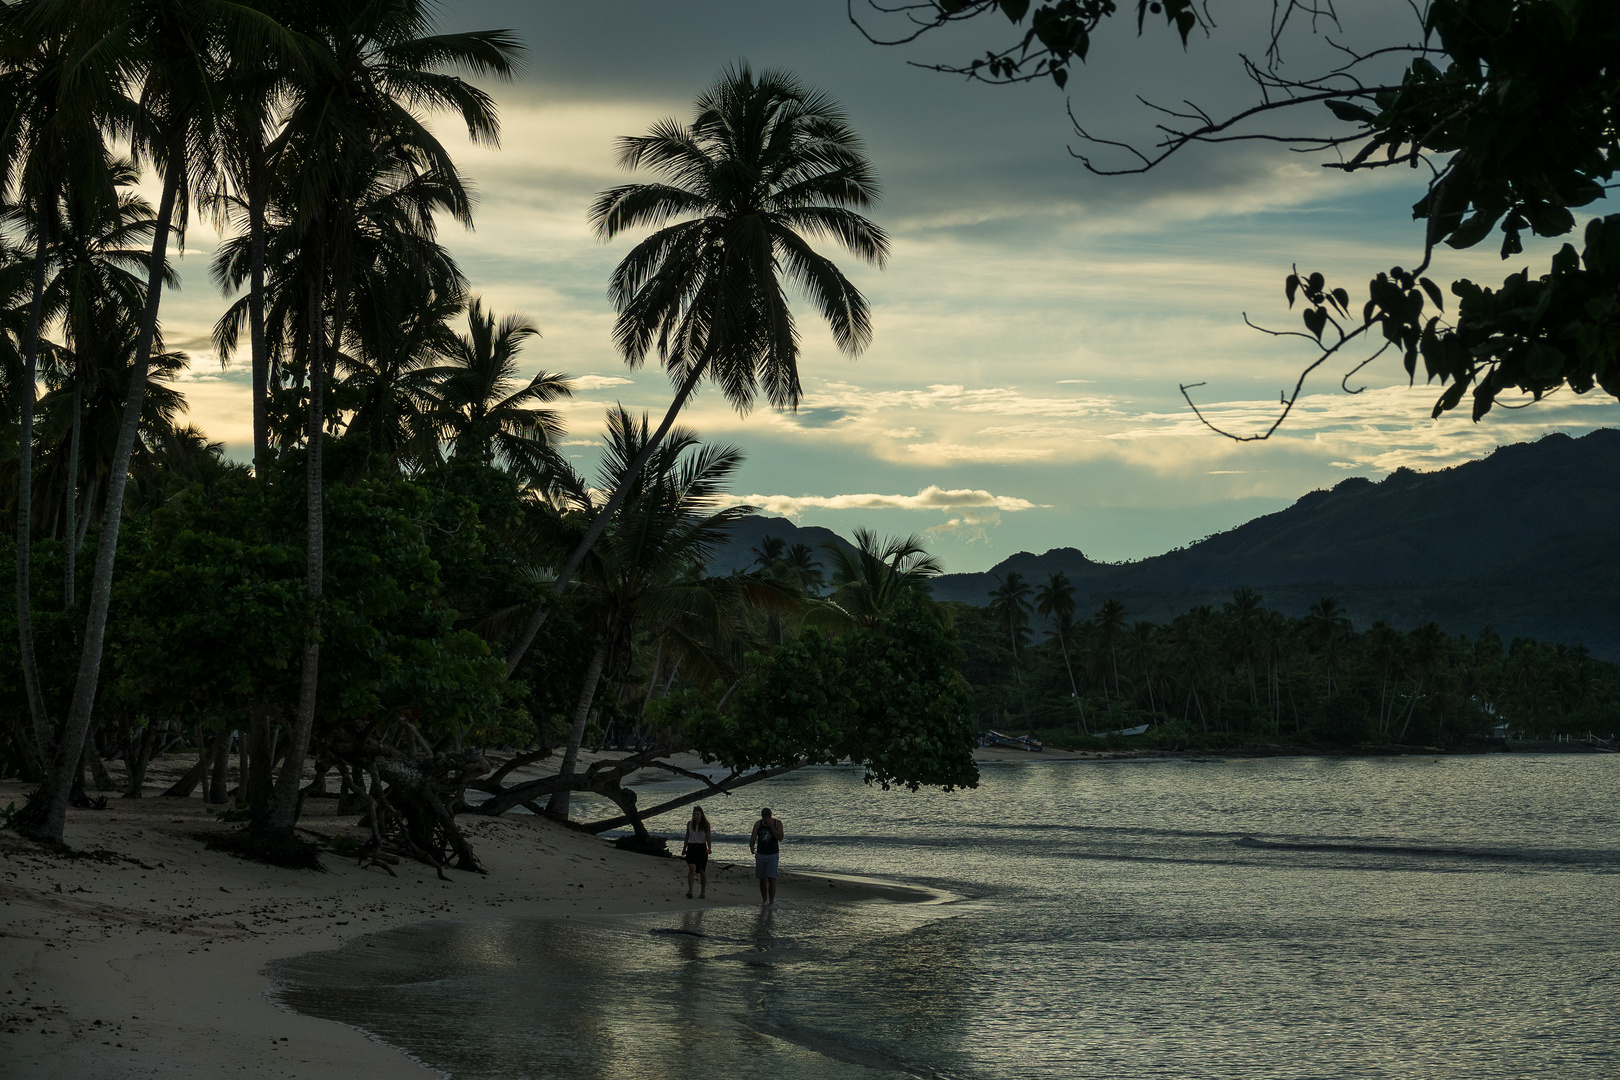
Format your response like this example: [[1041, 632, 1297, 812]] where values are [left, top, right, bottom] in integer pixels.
[[270, 755, 1620, 1079]]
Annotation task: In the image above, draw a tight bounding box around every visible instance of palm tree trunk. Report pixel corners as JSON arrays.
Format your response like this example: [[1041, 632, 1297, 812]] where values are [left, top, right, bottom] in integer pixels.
[[74, 478, 98, 553], [266, 271, 327, 834], [505, 360, 707, 675], [1378, 664, 1390, 733], [15, 236, 51, 765], [1059, 631, 1087, 734], [1398, 676, 1424, 743], [546, 620, 615, 820], [248, 187, 271, 474], [1008, 622, 1031, 731], [63, 353, 83, 610], [19, 161, 181, 844]]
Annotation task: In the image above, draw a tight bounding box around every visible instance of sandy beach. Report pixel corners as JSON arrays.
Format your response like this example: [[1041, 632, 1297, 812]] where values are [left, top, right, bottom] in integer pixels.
[[0, 758, 919, 1080]]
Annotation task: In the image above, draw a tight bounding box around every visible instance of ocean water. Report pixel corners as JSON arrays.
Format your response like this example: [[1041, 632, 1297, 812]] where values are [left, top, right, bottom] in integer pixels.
[[270, 755, 1620, 1079]]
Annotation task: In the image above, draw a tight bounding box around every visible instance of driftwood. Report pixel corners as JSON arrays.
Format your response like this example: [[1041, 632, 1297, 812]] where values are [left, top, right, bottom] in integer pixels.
[[353, 748, 490, 878]]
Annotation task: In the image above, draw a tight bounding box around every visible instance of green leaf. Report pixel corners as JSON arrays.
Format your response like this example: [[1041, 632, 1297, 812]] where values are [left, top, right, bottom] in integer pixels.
[[1175, 9, 1196, 43], [999, 0, 1030, 22], [1419, 277, 1444, 311], [1303, 307, 1327, 341], [1445, 210, 1498, 250]]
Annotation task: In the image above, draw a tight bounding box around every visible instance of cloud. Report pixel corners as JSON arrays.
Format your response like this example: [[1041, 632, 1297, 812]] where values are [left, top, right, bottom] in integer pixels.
[[925, 511, 1004, 545], [901, 441, 1055, 463], [715, 485, 1045, 518], [570, 374, 635, 391]]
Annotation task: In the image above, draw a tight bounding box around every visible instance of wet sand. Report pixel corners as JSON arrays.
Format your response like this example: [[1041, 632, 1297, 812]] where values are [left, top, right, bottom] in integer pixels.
[[0, 769, 917, 1080]]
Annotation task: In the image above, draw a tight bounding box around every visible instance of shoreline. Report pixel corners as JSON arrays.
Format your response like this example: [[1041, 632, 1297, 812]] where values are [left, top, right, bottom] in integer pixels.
[[969, 741, 1616, 764], [0, 780, 919, 1080], [4, 745, 1609, 1077]]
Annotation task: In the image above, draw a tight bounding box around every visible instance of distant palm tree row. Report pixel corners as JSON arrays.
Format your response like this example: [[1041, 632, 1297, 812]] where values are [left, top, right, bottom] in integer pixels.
[[963, 575, 1619, 745], [1, 0, 896, 851]]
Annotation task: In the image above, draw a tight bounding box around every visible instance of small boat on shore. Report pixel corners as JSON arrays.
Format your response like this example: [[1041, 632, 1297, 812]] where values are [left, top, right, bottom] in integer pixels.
[[978, 730, 1044, 752], [1090, 724, 1150, 738]]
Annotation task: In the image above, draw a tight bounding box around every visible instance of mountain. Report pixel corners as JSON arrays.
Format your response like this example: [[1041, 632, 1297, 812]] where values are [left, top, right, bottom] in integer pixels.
[[703, 514, 855, 576], [715, 430, 1620, 659]]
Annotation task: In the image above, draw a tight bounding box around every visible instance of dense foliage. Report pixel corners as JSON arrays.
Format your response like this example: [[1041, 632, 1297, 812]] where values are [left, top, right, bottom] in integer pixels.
[[0, 4, 970, 867], [955, 578, 1620, 750]]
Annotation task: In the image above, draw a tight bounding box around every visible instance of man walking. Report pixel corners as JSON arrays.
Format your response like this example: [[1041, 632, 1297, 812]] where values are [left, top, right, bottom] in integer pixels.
[[750, 808, 784, 905]]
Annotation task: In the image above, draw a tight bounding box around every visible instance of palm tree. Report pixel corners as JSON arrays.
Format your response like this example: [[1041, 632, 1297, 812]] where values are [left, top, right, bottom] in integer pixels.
[[1124, 620, 1162, 715], [1363, 620, 1404, 734], [34, 314, 190, 543], [1035, 571, 1085, 732], [820, 529, 942, 629], [1164, 612, 1215, 732], [0, 6, 124, 781], [988, 572, 1033, 729], [1094, 598, 1128, 699], [544, 407, 752, 819], [751, 534, 786, 571], [13, 0, 304, 843], [783, 541, 824, 595], [31, 156, 168, 608], [334, 273, 462, 468], [206, 20, 312, 476], [507, 64, 889, 673], [425, 298, 572, 475], [255, 0, 522, 838], [1398, 622, 1444, 742], [1223, 586, 1264, 705], [1304, 595, 1351, 697]]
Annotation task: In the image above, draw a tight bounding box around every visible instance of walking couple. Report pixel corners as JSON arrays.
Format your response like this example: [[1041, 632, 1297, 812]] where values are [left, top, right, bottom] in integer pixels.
[[681, 806, 785, 905]]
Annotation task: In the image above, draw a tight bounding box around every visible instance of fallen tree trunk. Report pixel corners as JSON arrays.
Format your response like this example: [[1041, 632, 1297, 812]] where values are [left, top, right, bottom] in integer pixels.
[[577, 761, 806, 834]]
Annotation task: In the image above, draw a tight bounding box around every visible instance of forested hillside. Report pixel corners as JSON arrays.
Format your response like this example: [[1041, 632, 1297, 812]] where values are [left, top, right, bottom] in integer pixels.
[[936, 430, 1620, 658]]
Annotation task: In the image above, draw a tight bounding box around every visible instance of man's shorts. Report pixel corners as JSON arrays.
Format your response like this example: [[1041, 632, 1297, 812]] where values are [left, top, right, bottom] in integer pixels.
[[754, 853, 779, 879]]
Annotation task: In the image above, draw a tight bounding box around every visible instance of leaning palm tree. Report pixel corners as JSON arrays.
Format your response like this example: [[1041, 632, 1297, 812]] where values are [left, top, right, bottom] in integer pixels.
[[506, 64, 889, 673], [544, 406, 753, 819], [425, 298, 573, 476]]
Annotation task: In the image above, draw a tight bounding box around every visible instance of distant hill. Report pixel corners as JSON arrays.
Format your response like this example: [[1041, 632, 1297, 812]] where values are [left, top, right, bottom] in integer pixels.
[[714, 430, 1620, 659]]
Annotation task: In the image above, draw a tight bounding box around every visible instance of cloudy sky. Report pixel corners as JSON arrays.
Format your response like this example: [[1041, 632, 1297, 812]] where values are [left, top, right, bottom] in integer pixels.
[[155, 1, 1616, 573]]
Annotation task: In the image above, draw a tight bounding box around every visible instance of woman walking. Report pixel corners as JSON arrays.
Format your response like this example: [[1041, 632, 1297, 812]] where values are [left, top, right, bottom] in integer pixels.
[[683, 806, 713, 899]]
